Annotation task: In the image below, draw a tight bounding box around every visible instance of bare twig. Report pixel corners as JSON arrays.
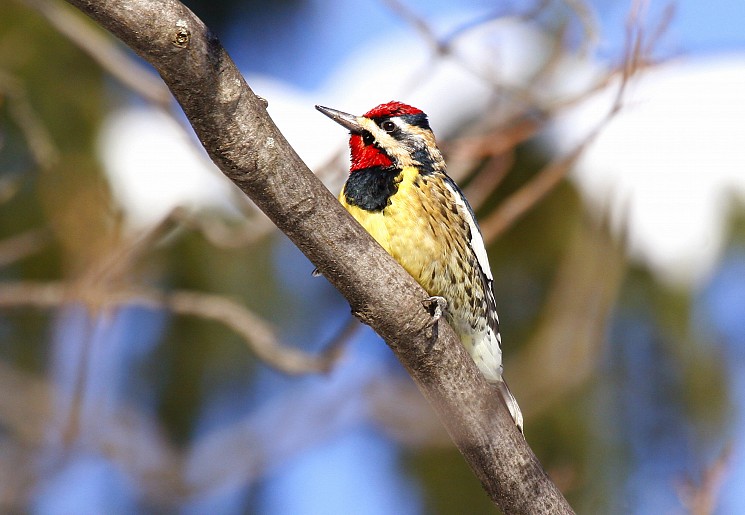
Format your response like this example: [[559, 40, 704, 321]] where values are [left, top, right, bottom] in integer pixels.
[[677, 444, 732, 515], [443, 113, 542, 185], [478, 0, 652, 243], [0, 281, 344, 375], [33, 206, 343, 374], [60, 0, 573, 512], [382, 0, 535, 107], [0, 357, 185, 506], [445, 115, 543, 163], [380, 0, 443, 53], [77, 211, 178, 289], [0, 229, 51, 268], [0, 175, 23, 206], [0, 71, 59, 170], [462, 153, 514, 211], [479, 137, 588, 242], [159, 290, 346, 374], [172, 208, 276, 249], [563, 0, 599, 57], [322, 315, 361, 360], [16, 0, 171, 107]]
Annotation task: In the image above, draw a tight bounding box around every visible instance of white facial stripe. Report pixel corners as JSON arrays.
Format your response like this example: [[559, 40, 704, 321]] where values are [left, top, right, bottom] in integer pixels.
[[442, 181, 494, 281], [357, 117, 417, 167]]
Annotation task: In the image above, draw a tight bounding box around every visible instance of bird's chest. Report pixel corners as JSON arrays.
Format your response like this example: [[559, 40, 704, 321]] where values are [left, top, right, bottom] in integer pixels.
[[340, 167, 469, 296]]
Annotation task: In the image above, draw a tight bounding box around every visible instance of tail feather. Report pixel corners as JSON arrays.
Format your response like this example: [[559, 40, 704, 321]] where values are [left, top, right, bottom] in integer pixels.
[[467, 333, 524, 433], [494, 378, 524, 434]]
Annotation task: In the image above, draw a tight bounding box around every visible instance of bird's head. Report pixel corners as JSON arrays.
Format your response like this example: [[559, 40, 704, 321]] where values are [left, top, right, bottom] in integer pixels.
[[316, 101, 443, 173]]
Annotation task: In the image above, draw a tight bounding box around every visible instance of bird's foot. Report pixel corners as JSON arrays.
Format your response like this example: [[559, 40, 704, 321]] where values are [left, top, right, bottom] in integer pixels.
[[422, 296, 448, 325]]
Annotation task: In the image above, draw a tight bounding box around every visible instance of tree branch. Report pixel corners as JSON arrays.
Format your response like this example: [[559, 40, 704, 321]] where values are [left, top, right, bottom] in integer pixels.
[[61, 0, 573, 512], [17, 0, 172, 107], [0, 281, 344, 375]]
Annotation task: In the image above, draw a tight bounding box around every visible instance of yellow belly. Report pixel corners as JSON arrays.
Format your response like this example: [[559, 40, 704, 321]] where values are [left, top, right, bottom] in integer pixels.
[[338, 165, 478, 314], [340, 166, 442, 291]]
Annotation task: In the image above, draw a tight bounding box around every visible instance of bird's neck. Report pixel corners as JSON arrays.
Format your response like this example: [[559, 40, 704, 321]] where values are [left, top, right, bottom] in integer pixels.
[[343, 165, 401, 212]]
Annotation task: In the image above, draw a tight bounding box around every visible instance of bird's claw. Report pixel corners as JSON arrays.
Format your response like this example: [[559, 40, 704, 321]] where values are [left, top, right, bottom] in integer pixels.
[[422, 296, 448, 325]]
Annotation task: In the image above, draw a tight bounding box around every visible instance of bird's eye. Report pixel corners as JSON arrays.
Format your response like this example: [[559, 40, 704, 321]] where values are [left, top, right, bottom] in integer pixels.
[[381, 120, 396, 133]]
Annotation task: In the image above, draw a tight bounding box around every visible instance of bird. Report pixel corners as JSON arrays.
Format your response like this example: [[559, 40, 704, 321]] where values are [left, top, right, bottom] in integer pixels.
[[316, 101, 524, 432]]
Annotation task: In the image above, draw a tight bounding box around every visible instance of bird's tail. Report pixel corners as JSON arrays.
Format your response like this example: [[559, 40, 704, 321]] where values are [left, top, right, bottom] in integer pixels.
[[494, 378, 524, 434]]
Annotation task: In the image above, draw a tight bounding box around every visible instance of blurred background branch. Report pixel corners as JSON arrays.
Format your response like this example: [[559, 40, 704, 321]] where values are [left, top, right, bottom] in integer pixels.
[[0, 281, 346, 374], [15, 0, 172, 107]]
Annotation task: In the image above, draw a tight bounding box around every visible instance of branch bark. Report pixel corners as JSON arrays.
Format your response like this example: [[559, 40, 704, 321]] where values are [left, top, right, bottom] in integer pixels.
[[62, 0, 573, 512]]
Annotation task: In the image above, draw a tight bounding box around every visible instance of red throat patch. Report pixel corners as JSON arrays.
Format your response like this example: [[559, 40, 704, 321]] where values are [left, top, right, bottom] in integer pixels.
[[349, 134, 393, 172]]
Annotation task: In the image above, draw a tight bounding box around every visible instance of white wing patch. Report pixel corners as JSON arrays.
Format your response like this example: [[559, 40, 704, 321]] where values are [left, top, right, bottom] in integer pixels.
[[441, 179, 493, 281], [442, 176, 501, 331], [442, 176, 523, 432]]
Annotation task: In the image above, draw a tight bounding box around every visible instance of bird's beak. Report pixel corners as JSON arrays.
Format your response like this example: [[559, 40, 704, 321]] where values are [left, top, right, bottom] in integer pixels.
[[315, 105, 364, 134]]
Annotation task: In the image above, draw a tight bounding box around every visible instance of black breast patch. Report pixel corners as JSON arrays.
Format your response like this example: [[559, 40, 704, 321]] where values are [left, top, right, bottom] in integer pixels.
[[343, 166, 401, 211]]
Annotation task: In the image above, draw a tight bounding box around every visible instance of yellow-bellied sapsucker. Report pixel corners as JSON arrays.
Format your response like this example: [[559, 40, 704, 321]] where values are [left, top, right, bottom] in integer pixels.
[[317, 101, 524, 432]]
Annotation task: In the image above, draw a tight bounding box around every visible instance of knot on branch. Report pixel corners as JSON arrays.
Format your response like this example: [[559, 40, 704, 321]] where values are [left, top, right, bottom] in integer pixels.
[[172, 20, 190, 48]]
